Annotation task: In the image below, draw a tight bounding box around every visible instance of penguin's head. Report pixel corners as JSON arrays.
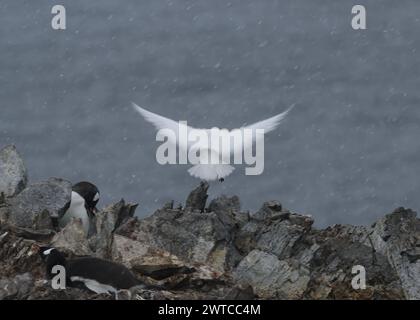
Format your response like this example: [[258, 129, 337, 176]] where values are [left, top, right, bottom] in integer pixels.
[[38, 246, 67, 278], [38, 246, 63, 261], [38, 246, 55, 259], [72, 181, 100, 214]]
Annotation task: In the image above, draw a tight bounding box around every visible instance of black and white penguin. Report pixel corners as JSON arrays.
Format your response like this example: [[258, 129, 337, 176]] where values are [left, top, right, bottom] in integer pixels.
[[39, 247, 145, 295], [59, 181, 100, 235]]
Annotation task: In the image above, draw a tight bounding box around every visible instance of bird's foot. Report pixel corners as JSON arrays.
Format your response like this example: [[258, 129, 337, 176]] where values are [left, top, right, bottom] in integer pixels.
[[219, 178, 225, 183]]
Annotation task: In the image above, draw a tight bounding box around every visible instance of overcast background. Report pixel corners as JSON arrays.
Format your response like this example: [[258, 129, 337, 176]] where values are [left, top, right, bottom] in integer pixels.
[[1, 0, 420, 227]]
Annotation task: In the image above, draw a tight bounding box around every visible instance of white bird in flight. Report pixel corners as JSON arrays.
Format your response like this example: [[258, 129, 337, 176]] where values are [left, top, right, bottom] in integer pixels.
[[132, 102, 293, 181]]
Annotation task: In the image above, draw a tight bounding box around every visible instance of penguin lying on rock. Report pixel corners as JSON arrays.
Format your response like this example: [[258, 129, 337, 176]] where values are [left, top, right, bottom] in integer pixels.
[[39, 246, 155, 297]]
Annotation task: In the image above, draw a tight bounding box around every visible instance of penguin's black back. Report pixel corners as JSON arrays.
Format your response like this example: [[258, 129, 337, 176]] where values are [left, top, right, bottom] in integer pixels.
[[67, 257, 140, 290]]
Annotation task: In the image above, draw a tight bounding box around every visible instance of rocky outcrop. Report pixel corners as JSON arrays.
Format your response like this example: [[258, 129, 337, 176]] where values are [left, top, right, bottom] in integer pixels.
[[90, 199, 138, 259], [185, 181, 209, 212], [116, 192, 246, 273], [369, 208, 420, 299], [5, 178, 72, 229], [0, 145, 419, 300], [0, 145, 28, 198]]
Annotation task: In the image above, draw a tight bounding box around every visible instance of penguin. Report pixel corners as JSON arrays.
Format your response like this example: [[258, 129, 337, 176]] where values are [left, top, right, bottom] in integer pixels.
[[59, 181, 100, 236], [38, 246, 147, 295]]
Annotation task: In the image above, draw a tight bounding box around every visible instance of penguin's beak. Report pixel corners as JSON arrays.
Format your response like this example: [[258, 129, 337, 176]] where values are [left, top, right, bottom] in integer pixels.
[[87, 199, 99, 215]]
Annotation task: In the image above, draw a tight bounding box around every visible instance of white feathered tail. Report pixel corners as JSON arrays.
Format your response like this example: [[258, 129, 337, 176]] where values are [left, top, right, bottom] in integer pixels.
[[188, 164, 235, 181]]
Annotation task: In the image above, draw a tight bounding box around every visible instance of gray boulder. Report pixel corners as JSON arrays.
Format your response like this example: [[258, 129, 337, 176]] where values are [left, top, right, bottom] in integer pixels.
[[0, 145, 28, 198], [7, 178, 72, 229]]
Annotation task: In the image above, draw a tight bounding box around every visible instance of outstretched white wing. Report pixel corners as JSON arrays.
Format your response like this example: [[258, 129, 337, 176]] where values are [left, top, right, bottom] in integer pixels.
[[132, 102, 188, 133], [244, 105, 294, 134], [232, 105, 294, 156], [132, 103, 195, 152]]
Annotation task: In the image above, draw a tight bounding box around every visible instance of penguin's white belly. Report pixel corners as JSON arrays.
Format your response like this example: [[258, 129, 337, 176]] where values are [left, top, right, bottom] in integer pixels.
[[70, 276, 117, 295], [59, 191, 90, 234]]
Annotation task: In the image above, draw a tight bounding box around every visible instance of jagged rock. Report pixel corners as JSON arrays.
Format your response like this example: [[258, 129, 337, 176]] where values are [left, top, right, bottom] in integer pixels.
[[317, 224, 370, 244], [234, 219, 261, 255], [51, 218, 92, 256], [369, 208, 420, 299], [90, 199, 138, 259], [208, 195, 249, 227], [235, 201, 290, 255], [233, 210, 406, 300], [252, 200, 285, 221], [208, 195, 240, 213], [0, 230, 43, 278], [185, 181, 209, 212], [235, 206, 313, 259], [233, 250, 311, 299], [0, 145, 28, 198], [163, 201, 174, 210], [304, 232, 404, 299], [256, 214, 313, 259], [7, 178, 72, 229], [119, 205, 243, 272], [114, 217, 139, 237], [0, 273, 33, 300], [113, 200, 139, 231]]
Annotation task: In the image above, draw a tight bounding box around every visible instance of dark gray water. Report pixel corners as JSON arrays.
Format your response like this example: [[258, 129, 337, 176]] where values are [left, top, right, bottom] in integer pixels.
[[1, 0, 420, 227]]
